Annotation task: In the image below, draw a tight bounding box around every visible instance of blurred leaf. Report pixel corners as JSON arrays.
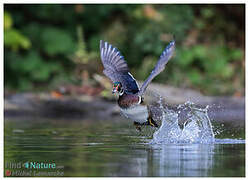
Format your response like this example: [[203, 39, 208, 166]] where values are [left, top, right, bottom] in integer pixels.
[[221, 65, 234, 78], [193, 45, 207, 59], [4, 29, 31, 50], [21, 23, 43, 47], [188, 69, 202, 85], [41, 27, 76, 56], [136, 56, 156, 79], [4, 4, 244, 95], [18, 78, 33, 90], [4, 12, 12, 30], [230, 49, 242, 60], [23, 51, 61, 81], [195, 19, 206, 29], [201, 7, 214, 18], [177, 48, 194, 66]]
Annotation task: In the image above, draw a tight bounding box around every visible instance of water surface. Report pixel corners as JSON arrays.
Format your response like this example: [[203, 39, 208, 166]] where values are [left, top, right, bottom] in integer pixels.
[[4, 116, 245, 177]]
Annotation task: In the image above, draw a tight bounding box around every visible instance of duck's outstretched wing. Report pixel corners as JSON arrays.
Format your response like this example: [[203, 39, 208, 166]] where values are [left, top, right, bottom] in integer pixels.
[[100, 40, 139, 94], [138, 40, 175, 96]]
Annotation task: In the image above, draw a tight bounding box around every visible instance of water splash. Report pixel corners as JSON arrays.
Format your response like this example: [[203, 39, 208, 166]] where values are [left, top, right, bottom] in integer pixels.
[[151, 98, 215, 144]]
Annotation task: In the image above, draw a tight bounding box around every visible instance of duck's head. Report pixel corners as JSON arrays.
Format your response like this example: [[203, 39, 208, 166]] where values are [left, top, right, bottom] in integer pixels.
[[112, 82, 123, 94]]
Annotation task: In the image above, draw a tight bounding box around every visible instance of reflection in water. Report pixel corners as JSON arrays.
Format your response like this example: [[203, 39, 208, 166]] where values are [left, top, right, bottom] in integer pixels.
[[150, 144, 214, 176]]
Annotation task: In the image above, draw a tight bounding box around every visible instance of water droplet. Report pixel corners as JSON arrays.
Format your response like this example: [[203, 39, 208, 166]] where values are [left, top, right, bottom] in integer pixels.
[[151, 101, 214, 144]]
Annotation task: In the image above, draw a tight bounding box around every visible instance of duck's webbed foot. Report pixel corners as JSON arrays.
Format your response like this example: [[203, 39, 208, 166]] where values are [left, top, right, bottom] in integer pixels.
[[147, 116, 159, 128]]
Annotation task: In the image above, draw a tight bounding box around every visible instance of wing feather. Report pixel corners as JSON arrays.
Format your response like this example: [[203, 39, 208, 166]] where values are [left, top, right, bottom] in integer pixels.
[[138, 40, 175, 95], [100, 40, 139, 94]]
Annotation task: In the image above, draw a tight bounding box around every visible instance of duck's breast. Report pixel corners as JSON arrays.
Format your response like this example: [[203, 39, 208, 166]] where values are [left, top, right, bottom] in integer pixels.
[[118, 93, 140, 108], [120, 105, 149, 123]]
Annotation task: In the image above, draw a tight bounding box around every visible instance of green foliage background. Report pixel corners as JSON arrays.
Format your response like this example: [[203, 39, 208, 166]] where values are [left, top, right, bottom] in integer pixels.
[[4, 4, 245, 95]]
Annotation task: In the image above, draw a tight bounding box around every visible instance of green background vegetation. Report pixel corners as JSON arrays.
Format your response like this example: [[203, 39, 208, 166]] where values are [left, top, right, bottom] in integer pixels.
[[4, 4, 245, 96]]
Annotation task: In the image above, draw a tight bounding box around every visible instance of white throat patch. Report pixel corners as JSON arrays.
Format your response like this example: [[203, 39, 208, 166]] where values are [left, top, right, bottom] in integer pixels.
[[119, 89, 124, 96], [138, 96, 142, 104]]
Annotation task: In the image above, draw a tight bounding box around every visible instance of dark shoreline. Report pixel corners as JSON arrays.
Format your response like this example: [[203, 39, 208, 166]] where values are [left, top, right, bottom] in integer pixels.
[[4, 85, 245, 128]]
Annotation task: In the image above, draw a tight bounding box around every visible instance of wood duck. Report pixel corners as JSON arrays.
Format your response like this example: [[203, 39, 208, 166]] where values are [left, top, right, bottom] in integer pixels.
[[100, 40, 175, 131]]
